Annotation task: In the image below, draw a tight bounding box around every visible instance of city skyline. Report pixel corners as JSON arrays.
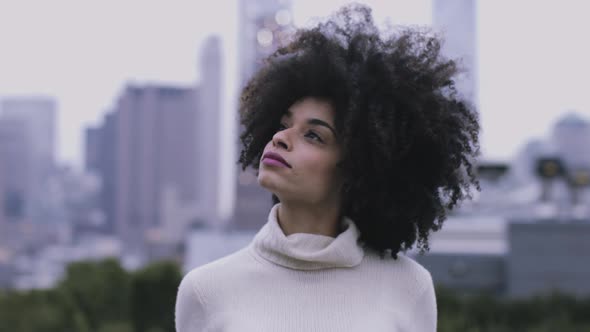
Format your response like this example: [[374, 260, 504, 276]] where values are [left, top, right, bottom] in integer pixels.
[[3, 1, 590, 302], [1, 0, 589, 167]]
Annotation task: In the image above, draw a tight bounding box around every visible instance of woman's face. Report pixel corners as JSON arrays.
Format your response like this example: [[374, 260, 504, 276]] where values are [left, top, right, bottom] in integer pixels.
[[258, 97, 344, 206]]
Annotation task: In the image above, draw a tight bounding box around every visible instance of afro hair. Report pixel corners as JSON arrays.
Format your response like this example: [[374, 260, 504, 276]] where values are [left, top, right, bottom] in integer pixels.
[[238, 4, 480, 259]]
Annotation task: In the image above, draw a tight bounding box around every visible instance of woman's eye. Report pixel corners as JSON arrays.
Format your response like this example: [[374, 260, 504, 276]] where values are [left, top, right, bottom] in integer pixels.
[[277, 123, 287, 131], [305, 131, 323, 142]]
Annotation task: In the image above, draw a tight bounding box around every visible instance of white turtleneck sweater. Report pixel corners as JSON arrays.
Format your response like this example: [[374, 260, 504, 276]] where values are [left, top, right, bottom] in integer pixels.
[[175, 204, 437, 332]]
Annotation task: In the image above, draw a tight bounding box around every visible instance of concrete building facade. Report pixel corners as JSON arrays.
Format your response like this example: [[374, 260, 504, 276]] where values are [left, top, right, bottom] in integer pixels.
[[114, 85, 199, 254], [0, 97, 56, 225], [232, 0, 295, 230], [415, 219, 590, 299], [197, 36, 224, 228]]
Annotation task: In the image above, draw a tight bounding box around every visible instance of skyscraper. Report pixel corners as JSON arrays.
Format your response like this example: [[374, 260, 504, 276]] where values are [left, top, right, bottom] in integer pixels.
[[238, 0, 294, 86], [0, 151, 3, 226], [0, 98, 56, 173], [197, 36, 224, 228], [84, 111, 118, 233], [114, 85, 198, 253], [433, 0, 478, 107], [0, 97, 56, 224], [232, 0, 294, 230], [0, 168, 3, 226], [0, 117, 30, 225], [85, 127, 101, 173]]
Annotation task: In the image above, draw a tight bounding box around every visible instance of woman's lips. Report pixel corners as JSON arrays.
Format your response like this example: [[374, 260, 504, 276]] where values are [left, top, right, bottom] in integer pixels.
[[262, 152, 291, 168], [262, 158, 290, 168]]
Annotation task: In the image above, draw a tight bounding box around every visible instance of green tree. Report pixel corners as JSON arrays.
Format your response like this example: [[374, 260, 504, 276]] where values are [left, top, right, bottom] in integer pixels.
[[436, 285, 590, 331], [130, 261, 182, 332], [0, 288, 87, 332], [58, 258, 131, 331]]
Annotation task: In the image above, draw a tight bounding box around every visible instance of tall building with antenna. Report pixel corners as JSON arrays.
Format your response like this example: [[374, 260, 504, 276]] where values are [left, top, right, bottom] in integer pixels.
[[231, 0, 295, 230]]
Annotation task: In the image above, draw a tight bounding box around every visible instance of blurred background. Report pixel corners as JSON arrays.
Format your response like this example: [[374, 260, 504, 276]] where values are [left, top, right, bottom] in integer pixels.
[[1, 0, 590, 331]]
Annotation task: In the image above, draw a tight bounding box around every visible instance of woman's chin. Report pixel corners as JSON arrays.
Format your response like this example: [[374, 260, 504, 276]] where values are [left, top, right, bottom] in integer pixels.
[[258, 174, 278, 192], [260, 180, 289, 201]]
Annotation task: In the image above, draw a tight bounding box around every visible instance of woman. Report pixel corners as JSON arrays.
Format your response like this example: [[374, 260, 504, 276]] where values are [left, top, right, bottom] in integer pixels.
[[176, 4, 479, 331]]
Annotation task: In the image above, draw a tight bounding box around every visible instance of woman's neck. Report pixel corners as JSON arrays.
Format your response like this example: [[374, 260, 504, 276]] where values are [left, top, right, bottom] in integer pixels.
[[277, 201, 342, 238]]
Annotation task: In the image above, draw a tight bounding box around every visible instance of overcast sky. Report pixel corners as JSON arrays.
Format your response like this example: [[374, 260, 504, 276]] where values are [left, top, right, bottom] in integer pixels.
[[1, 0, 589, 167]]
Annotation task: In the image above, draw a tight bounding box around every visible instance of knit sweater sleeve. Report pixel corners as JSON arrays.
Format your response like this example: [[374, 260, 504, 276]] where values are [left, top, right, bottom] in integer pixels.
[[175, 271, 208, 332], [409, 271, 438, 332]]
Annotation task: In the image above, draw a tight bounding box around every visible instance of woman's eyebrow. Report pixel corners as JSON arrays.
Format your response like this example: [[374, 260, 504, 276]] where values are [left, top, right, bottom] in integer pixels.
[[307, 118, 336, 136], [283, 110, 337, 136]]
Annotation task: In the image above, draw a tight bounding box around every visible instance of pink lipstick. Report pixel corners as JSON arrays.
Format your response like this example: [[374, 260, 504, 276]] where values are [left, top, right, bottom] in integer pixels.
[[262, 152, 291, 168]]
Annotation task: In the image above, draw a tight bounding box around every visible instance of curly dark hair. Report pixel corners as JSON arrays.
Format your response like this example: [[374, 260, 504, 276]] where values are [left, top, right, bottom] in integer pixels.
[[238, 4, 480, 259]]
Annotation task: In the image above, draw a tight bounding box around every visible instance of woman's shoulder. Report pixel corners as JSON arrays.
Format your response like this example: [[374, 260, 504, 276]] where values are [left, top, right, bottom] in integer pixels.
[[363, 250, 434, 290], [393, 252, 432, 276], [175, 247, 252, 331], [176, 245, 263, 320], [181, 246, 254, 287]]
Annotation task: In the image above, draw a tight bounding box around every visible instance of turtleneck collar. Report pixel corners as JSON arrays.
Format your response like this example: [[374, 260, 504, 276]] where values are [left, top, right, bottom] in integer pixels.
[[250, 203, 365, 270]]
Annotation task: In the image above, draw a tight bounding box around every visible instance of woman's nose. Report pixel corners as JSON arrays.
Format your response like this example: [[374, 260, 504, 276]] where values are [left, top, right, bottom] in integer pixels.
[[272, 129, 291, 150]]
